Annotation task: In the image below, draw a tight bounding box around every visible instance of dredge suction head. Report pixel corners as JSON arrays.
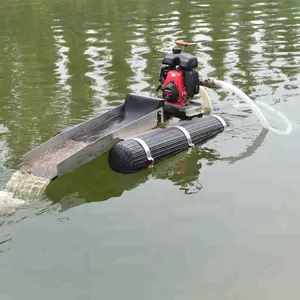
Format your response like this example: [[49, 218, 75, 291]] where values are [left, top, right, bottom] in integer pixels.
[[108, 115, 229, 173]]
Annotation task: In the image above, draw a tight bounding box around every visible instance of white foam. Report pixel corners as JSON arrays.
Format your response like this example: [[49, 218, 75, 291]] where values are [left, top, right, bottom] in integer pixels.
[[0, 191, 27, 216], [3, 171, 50, 200]]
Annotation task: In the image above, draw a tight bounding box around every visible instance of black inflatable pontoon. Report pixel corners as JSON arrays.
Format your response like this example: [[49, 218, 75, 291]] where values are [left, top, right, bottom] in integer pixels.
[[108, 115, 228, 173]]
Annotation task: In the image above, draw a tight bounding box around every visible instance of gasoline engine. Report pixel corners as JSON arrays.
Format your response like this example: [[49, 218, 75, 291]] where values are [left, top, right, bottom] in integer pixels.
[[157, 41, 200, 106]]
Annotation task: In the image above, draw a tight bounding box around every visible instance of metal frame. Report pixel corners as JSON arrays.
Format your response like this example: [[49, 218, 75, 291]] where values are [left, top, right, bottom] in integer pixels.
[[23, 105, 123, 162], [56, 108, 163, 177]]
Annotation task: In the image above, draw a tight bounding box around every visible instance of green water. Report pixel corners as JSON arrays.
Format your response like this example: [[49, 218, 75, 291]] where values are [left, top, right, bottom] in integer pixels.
[[1, 0, 300, 298]]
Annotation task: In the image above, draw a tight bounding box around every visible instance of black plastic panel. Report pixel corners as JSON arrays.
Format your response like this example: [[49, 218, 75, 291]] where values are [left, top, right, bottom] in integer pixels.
[[162, 52, 198, 70]]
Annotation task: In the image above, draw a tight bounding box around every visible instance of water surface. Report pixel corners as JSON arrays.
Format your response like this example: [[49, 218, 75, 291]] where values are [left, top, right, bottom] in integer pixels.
[[1, 0, 300, 299]]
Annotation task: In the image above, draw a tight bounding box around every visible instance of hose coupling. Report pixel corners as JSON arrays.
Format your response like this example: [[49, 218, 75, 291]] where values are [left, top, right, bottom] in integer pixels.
[[199, 77, 218, 89]]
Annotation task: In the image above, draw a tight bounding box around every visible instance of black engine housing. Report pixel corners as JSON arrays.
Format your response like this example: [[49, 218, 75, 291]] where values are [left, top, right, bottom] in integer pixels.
[[162, 52, 198, 70], [184, 70, 200, 97]]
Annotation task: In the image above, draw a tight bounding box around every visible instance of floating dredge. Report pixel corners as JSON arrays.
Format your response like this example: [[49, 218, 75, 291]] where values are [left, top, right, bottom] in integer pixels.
[[18, 41, 231, 180]]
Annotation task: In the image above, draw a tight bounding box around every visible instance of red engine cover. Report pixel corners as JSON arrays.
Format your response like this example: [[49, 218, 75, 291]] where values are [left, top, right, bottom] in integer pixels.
[[162, 70, 188, 106]]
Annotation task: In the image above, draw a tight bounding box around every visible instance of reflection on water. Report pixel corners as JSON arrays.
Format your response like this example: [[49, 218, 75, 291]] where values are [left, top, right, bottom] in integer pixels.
[[221, 127, 269, 164], [45, 136, 270, 211], [45, 149, 213, 210]]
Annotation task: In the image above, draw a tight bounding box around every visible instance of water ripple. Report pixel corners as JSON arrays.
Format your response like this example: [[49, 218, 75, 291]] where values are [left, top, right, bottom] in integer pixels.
[[84, 27, 114, 109], [126, 36, 151, 95]]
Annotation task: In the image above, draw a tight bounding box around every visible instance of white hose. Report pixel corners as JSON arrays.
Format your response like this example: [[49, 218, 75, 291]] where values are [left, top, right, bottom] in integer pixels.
[[255, 101, 293, 135], [214, 79, 293, 135]]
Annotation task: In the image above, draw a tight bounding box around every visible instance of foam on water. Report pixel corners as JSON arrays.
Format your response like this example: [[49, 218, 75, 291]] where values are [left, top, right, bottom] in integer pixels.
[[2, 171, 50, 200], [0, 190, 26, 216], [0, 191, 25, 206]]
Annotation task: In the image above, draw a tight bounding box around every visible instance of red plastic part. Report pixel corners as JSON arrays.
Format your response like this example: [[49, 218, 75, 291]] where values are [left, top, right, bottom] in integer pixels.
[[162, 70, 188, 106]]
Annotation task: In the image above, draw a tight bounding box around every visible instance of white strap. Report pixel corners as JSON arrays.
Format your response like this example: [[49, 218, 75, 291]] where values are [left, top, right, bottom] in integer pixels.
[[211, 115, 227, 128], [174, 125, 194, 147], [132, 138, 154, 162]]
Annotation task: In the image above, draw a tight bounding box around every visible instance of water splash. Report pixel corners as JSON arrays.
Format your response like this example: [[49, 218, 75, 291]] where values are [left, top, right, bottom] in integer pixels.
[[0, 190, 25, 210], [2, 171, 50, 200]]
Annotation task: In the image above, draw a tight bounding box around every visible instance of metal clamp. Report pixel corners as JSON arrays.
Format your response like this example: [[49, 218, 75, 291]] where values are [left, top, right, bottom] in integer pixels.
[[132, 138, 154, 162], [211, 115, 227, 128], [157, 107, 164, 124], [174, 125, 194, 147]]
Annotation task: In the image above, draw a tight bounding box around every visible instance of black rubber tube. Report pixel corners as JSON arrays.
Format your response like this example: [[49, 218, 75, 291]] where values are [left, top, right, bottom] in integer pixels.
[[108, 115, 229, 173]]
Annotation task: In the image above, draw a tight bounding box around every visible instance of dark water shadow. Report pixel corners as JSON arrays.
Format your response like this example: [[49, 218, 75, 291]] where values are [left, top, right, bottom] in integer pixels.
[[44, 149, 208, 210], [220, 127, 268, 164], [45, 126, 268, 210]]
